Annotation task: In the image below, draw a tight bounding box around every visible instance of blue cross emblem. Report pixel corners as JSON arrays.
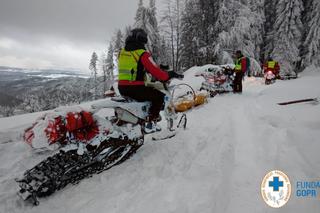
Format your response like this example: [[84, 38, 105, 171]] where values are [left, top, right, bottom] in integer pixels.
[[269, 176, 283, 191]]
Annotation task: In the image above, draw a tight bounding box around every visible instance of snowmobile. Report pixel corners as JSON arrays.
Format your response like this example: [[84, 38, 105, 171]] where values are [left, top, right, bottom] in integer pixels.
[[200, 66, 235, 97], [264, 70, 276, 85], [15, 73, 186, 206]]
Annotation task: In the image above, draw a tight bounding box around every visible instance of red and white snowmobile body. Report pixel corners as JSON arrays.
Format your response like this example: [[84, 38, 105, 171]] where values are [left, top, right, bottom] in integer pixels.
[[92, 97, 150, 122], [199, 66, 234, 96], [23, 107, 106, 150], [264, 70, 276, 85], [23, 79, 187, 152]]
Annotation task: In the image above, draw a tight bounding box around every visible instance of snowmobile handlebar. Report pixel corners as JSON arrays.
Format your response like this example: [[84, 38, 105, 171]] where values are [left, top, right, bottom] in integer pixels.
[[161, 71, 184, 91], [168, 71, 184, 80], [160, 64, 184, 80]]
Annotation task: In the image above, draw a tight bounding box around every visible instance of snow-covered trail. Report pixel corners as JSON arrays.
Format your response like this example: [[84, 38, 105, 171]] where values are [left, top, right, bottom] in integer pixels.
[[1, 72, 320, 213]]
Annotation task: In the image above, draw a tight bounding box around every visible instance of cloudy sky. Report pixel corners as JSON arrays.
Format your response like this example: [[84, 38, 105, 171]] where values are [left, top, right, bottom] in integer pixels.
[[0, 0, 157, 72]]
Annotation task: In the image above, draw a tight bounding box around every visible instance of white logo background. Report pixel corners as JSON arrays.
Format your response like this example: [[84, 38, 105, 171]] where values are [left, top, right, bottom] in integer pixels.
[[261, 170, 291, 208]]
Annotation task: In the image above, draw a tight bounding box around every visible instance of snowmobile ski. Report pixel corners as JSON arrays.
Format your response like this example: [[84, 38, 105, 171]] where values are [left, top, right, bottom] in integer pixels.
[[152, 130, 176, 141], [152, 113, 187, 141]]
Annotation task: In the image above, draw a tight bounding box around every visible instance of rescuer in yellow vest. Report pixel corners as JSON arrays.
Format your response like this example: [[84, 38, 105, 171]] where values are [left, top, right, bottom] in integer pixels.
[[263, 56, 280, 79], [233, 50, 248, 93], [118, 28, 182, 133]]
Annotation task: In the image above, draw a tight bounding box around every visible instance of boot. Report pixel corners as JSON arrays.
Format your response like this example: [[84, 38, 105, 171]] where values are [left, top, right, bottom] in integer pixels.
[[144, 121, 162, 134]]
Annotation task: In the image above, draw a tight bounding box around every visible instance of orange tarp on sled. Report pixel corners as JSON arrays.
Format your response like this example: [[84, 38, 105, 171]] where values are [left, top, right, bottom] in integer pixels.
[[174, 92, 208, 112]]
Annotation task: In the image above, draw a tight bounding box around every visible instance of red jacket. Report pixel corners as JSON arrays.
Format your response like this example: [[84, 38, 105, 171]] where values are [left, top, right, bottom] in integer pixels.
[[240, 57, 248, 73]]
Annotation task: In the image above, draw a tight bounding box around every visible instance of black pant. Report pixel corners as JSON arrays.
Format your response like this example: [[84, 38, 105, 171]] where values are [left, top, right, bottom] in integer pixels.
[[233, 72, 244, 93], [118, 85, 165, 120]]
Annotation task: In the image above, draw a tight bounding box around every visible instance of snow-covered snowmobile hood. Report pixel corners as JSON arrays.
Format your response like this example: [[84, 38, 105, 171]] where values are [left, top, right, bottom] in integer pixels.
[[92, 99, 150, 120]]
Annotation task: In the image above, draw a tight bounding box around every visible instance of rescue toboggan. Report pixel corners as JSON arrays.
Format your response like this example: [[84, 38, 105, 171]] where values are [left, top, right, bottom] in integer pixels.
[[172, 83, 209, 112]]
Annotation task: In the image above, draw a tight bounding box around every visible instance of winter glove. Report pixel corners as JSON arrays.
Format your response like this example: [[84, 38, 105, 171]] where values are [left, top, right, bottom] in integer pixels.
[[160, 64, 170, 70], [168, 71, 184, 80]]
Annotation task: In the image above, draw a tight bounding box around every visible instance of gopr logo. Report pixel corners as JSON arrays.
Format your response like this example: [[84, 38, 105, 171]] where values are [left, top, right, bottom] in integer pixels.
[[261, 170, 291, 208]]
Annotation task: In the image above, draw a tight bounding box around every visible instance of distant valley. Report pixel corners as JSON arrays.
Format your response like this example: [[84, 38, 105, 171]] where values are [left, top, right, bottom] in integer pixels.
[[0, 66, 97, 117], [0, 66, 90, 105]]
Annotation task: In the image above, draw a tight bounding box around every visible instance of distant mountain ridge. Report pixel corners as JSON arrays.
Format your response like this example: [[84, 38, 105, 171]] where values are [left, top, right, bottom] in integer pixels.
[[0, 66, 114, 116], [0, 66, 90, 78], [0, 66, 90, 108]]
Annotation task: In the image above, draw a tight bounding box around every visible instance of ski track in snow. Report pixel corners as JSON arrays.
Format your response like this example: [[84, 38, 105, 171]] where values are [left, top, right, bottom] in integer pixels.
[[1, 71, 320, 212]]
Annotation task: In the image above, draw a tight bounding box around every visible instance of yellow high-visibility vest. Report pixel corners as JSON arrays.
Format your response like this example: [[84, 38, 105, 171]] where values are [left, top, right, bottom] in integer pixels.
[[235, 57, 245, 72], [118, 49, 146, 81], [267, 61, 276, 69]]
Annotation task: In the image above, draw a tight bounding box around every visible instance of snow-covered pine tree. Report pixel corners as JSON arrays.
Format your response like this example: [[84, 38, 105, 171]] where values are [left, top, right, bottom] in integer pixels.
[[113, 30, 124, 56], [102, 44, 115, 92], [197, 0, 221, 64], [159, 36, 171, 67], [213, 0, 237, 64], [147, 0, 161, 62], [111, 29, 124, 79], [211, 0, 264, 75], [89, 52, 98, 100], [134, 0, 161, 62], [135, 0, 145, 28], [101, 53, 108, 94], [302, 0, 320, 68], [248, 0, 265, 60], [0, 105, 15, 117], [180, 0, 222, 67], [262, 0, 276, 60], [161, 0, 184, 71], [301, 0, 314, 39], [180, 0, 203, 68], [106, 42, 114, 73], [103, 29, 124, 92], [271, 0, 303, 75], [22, 93, 42, 113], [123, 26, 132, 41], [298, 0, 314, 71]]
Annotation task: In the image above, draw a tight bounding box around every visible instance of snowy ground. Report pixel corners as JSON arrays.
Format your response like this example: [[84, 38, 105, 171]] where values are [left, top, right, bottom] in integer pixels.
[[0, 66, 320, 212]]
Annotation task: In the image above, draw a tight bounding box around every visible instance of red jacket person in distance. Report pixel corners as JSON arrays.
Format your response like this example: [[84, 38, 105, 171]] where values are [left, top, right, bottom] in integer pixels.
[[233, 50, 248, 93]]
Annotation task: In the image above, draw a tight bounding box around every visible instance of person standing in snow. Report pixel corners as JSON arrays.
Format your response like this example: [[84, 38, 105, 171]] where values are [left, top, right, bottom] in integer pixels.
[[263, 56, 280, 79], [117, 28, 182, 133], [233, 50, 248, 93]]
